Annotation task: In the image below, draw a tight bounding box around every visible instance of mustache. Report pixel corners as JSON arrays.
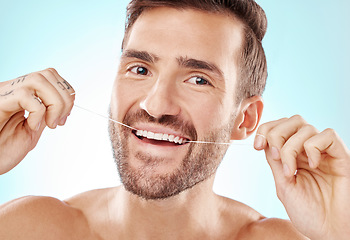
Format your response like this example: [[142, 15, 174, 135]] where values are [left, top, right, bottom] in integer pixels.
[[123, 109, 197, 141]]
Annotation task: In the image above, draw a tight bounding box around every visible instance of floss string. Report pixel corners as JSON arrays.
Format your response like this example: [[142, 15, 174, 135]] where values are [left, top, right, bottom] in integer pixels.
[[73, 104, 250, 146]]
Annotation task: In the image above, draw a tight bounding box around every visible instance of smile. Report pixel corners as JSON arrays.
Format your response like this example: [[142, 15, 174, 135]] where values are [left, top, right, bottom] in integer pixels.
[[132, 129, 190, 145]]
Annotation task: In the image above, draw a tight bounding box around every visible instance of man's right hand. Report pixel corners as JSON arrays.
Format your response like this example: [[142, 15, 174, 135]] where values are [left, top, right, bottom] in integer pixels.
[[0, 68, 75, 175]]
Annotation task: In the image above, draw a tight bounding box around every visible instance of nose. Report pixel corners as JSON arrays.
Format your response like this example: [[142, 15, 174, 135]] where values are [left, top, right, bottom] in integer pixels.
[[140, 79, 181, 119]]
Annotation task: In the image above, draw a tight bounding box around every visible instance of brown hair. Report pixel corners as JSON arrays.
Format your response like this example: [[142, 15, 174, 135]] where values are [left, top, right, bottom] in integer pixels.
[[122, 0, 268, 102]]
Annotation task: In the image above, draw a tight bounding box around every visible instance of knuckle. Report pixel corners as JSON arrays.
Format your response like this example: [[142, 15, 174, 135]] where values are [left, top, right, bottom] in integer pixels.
[[30, 72, 47, 84], [280, 145, 298, 159], [266, 129, 280, 141], [279, 117, 288, 122], [46, 67, 57, 73], [257, 124, 268, 135], [323, 128, 341, 141], [301, 124, 317, 133], [257, 118, 288, 136], [290, 114, 306, 123], [46, 68, 59, 78], [40, 69, 55, 79], [324, 128, 336, 136], [49, 105, 65, 119], [303, 140, 313, 150], [29, 104, 46, 117]]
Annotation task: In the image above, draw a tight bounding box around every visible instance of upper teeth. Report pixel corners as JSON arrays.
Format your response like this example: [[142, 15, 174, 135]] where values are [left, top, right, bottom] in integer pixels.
[[135, 130, 186, 144]]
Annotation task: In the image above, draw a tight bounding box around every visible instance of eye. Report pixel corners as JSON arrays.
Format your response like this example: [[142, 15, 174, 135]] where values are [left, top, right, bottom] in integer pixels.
[[186, 76, 212, 86], [129, 66, 150, 76]]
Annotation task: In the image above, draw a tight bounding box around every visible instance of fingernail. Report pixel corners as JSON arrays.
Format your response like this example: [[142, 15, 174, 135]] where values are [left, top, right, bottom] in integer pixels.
[[58, 116, 67, 125], [53, 120, 58, 128], [254, 135, 264, 149], [283, 163, 291, 177], [271, 147, 280, 160], [36, 122, 41, 131], [308, 158, 314, 169]]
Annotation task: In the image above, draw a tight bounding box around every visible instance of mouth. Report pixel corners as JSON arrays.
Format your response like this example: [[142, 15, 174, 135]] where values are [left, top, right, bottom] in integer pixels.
[[132, 129, 190, 146]]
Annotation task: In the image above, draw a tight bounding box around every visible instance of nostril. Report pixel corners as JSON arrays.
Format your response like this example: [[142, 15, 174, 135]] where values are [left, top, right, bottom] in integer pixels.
[[140, 100, 158, 118]]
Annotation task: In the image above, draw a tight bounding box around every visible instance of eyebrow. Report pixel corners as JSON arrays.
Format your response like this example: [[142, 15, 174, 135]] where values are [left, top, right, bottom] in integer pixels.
[[121, 49, 224, 78], [177, 56, 224, 78], [121, 49, 160, 63]]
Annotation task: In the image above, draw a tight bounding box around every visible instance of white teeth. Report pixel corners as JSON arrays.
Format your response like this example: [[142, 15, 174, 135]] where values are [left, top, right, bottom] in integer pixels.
[[168, 135, 175, 142], [142, 131, 148, 137], [162, 134, 169, 141], [147, 131, 155, 139], [134, 130, 186, 145], [154, 133, 163, 140]]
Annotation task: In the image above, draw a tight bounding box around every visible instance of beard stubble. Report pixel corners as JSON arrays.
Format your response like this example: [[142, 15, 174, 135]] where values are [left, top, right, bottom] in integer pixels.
[[109, 109, 233, 200]]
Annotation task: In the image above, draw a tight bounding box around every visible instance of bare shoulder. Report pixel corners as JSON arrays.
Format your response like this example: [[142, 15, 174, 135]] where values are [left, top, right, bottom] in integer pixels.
[[217, 196, 308, 239], [65, 186, 116, 208], [0, 195, 94, 240], [64, 186, 119, 237], [238, 217, 309, 240], [64, 186, 116, 218]]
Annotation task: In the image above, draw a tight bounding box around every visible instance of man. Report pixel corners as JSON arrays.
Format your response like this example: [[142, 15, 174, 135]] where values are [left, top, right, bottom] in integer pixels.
[[0, 0, 349, 239]]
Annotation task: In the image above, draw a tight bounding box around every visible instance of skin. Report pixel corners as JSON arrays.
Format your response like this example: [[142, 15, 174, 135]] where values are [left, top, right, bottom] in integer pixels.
[[0, 7, 349, 240]]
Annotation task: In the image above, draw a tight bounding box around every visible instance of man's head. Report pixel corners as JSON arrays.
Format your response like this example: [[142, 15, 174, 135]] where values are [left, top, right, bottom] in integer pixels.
[[109, 0, 267, 200], [123, 0, 268, 103]]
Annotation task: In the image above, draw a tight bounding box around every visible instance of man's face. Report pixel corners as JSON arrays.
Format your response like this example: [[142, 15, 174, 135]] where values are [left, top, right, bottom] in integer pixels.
[[109, 7, 243, 199]]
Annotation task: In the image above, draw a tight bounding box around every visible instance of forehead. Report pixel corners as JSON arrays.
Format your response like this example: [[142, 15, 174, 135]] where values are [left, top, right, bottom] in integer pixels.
[[124, 7, 244, 70]]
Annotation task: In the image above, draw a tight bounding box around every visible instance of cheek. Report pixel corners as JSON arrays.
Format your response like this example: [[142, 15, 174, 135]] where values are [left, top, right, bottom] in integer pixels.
[[183, 96, 225, 135], [195, 106, 224, 130], [184, 94, 235, 136], [110, 78, 139, 121]]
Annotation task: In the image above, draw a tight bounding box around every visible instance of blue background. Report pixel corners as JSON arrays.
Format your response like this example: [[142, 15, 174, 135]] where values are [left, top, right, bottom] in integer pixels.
[[1, 0, 349, 220]]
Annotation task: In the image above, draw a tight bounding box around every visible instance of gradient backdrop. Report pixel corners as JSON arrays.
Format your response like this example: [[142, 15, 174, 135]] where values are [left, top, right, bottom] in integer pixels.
[[1, 0, 349, 220]]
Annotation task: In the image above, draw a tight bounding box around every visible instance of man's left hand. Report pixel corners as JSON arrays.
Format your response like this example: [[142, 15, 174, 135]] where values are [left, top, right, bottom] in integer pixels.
[[254, 115, 350, 240]]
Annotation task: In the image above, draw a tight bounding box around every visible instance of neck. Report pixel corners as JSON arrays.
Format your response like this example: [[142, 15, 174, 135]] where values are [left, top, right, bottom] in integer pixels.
[[110, 176, 222, 240]]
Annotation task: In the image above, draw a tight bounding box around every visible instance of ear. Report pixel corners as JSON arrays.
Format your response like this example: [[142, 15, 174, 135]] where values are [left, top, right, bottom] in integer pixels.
[[230, 96, 264, 140]]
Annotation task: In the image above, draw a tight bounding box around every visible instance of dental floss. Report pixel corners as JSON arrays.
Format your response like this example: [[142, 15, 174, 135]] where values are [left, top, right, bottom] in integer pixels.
[[73, 104, 137, 131], [73, 104, 251, 146], [186, 140, 230, 146]]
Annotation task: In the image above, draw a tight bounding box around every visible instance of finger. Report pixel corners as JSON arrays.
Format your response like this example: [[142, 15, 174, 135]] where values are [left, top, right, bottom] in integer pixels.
[[46, 68, 75, 95], [280, 124, 319, 177], [254, 118, 288, 150], [38, 69, 75, 125], [26, 74, 64, 128], [264, 146, 287, 182], [264, 115, 308, 160], [1, 92, 46, 132], [19, 93, 46, 131], [255, 116, 311, 194], [24, 116, 47, 150], [3, 71, 72, 129], [304, 128, 350, 172], [0, 89, 46, 131]]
